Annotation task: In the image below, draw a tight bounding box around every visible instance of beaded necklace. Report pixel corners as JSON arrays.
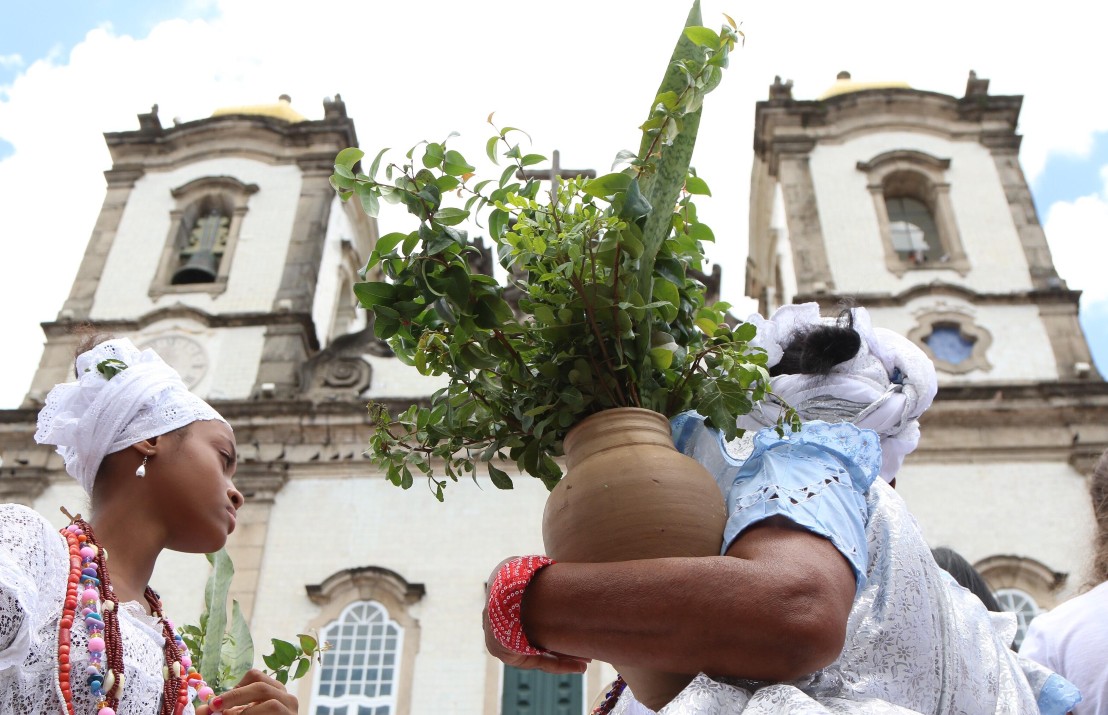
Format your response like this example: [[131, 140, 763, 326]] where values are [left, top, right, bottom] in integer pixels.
[[591, 675, 626, 714], [58, 513, 215, 715]]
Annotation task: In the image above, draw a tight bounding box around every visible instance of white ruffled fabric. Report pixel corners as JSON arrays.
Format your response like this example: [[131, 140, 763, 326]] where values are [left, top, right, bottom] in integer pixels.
[[739, 304, 937, 483], [34, 338, 226, 494], [610, 482, 1075, 715], [0, 504, 194, 714]]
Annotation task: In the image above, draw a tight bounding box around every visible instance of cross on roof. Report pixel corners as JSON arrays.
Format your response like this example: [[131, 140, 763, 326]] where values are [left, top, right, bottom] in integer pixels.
[[515, 150, 597, 183]]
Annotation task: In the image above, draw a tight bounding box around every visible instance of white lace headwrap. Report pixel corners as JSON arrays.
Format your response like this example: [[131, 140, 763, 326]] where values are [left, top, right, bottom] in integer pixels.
[[739, 303, 938, 482], [34, 338, 227, 494]]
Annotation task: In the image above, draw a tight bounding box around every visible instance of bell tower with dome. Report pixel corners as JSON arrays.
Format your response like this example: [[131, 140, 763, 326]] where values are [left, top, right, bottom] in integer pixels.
[[747, 70, 1108, 636], [22, 94, 376, 408]]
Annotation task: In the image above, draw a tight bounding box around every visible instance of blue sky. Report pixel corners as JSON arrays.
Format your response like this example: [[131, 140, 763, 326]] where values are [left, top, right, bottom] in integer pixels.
[[0, 0, 1106, 407], [0, 1, 215, 83]]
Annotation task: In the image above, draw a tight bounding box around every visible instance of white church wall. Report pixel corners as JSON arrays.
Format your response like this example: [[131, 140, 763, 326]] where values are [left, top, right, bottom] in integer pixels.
[[311, 195, 357, 348], [126, 320, 267, 400], [91, 158, 303, 319], [896, 460, 1095, 600], [868, 301, 1060, 383], [770, 183, 797, 312], [250, 473, 553, 713], [809, 132, 1033, 295], [363, 355, 449, 398]]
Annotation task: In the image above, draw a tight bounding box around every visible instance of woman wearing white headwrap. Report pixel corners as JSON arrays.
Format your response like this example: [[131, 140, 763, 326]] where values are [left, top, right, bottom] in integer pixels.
[[482, 303, 1081, 714], [0, 337, 297, 715]]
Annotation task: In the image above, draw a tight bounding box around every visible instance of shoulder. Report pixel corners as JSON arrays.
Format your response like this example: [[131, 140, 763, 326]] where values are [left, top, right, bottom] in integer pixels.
[[746, 421, 882, 494], [0, 504, 63, 562]]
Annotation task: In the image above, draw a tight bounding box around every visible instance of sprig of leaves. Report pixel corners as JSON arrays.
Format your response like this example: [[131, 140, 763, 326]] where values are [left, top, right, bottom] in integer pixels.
[[262, 634, 328, 685], [335, 5, 768, 500], [93, 358, 128, 380]]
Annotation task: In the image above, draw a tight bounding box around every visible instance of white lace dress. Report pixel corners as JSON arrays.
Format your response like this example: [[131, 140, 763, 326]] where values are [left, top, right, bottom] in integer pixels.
[[607, 418, 1082, 715], [0, 503, 195, 714]]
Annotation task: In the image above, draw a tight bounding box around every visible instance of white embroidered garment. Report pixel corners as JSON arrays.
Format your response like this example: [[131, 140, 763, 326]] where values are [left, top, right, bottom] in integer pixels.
[[610, 462, 1076, 714], [34, 337, 226, 494], [0, 504, 196, 714]]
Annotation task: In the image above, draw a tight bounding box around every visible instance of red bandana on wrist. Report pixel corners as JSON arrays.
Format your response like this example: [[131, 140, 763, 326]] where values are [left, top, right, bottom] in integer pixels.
[[487, 555, 555, 655]]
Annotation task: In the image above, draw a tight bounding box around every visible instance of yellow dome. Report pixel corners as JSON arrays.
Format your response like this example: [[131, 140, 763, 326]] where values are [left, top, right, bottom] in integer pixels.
[[818, 71, 911, 100], [211, 94, 306, 123]]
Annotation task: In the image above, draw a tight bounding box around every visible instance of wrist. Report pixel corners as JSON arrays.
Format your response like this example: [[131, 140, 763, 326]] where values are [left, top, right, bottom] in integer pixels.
[[487, 555, 556, 655]]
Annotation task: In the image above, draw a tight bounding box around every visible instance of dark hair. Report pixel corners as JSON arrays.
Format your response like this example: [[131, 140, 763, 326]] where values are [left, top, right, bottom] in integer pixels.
[[770, 309, 862, 377], [1090, 450, 1108, 588], [931, 546, 1002, 612]]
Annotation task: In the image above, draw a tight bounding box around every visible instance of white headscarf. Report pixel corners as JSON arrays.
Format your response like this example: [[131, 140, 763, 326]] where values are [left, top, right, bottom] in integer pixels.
[[739, 303, 938, 482], [34, 338, 227, 494]]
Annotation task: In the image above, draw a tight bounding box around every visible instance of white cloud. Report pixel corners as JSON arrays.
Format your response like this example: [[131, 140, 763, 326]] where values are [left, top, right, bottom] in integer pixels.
[[2, 0, 1108, 405], [0, 54, 22, 70], [1043, 166, 1108, 303]]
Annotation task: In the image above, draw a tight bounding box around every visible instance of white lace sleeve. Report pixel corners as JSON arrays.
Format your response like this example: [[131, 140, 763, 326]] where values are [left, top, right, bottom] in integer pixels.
[[0, 504, 64, 670]]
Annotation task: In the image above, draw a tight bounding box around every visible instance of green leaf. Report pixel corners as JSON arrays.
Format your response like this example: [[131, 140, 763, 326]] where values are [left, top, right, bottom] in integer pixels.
[[368, 147, 389, 178], [353, 281, 397, 309], [443, 149, 476, 176], [443, 265, 471, 306], [422, 142, 445, 169], [355, 182, 380, 218], [293, 657, 311, 681], [486, 136, 500, 165], [520, 153, 546, 167], [298, 634, 318, 654], [271, 638, 299, 665], [333, 164, 355, 180], [200, 548, 234, 687], [619, 178, 652, 221], [375, 232, 408, 255], [434, 207, 470, 226], [582, 172, 632, 199], [488, 463, 513, 489], [650, 347, 675, 369], [683, 26, 720, 47], [335, 147, 364, 170], [685, 176, 711, 196], [224, 600, 255, 685], [688, 221, 715, 243]]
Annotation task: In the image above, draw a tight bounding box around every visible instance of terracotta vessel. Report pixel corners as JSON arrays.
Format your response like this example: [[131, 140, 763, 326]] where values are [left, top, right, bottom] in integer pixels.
[[542, 407, 727, 709]]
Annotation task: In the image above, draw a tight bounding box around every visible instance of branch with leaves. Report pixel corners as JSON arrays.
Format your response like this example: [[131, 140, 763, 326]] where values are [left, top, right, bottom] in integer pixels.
[[334, 3, 775, 501]]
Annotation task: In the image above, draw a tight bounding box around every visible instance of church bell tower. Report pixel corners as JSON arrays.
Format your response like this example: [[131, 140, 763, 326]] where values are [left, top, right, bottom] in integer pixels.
[[746, 70, 1108, 629]]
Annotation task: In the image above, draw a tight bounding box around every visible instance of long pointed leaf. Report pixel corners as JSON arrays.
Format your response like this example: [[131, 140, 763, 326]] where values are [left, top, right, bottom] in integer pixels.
[[200, 548, 234, 687], [223, 599, 255, 685]]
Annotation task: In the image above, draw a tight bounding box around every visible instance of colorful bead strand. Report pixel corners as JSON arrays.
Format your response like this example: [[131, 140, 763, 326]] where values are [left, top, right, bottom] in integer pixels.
[[58, 515, 214, 715]]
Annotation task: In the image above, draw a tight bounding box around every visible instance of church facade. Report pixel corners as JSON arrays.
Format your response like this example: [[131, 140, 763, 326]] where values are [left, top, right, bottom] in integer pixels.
[[1, 72, 1105, 714]]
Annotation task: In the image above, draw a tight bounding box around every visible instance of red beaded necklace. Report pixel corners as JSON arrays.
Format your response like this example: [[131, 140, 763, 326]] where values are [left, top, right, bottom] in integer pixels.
[[58, 512, 200, 715]]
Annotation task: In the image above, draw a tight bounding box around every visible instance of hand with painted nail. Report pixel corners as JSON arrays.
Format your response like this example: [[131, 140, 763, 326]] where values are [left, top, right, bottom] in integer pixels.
[[195, 669, 298, 715]]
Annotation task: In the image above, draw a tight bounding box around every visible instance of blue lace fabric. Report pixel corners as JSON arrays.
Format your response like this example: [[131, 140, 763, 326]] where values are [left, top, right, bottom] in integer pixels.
[[671, 414, 880, 596]]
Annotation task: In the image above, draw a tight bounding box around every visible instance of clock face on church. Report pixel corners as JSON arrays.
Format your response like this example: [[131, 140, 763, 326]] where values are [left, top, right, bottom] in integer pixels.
[[138, 335, 210, 388]]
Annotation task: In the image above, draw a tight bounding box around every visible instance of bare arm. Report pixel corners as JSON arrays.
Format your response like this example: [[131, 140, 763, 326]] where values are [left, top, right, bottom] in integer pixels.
[[506, 517, 856, 681]]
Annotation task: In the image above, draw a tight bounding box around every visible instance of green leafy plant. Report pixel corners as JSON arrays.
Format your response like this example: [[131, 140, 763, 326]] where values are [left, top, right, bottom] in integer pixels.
[[179, 549, 326, 698], [333, 3, 787, 500]]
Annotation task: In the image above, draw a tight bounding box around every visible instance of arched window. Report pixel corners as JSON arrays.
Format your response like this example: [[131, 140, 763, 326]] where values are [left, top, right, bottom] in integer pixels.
[[993, 588, 1041, 649], [857, 150, 969, 277], [314, 601, 402, 715], [150, 175, 257, 298], [976, 554, 1066, 649], [172, 196, 232, 285], [885, 196, 942, 265], [304, 567, 424, 715]]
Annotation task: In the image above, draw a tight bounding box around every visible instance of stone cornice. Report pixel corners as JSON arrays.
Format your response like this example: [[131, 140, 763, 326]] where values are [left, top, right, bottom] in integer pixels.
[[794, 284, 1084, 309], [41, 308, 322, 352]]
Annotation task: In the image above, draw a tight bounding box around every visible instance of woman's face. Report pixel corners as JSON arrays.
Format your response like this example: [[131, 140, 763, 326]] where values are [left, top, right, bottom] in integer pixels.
[[152, 419, 244, 554]]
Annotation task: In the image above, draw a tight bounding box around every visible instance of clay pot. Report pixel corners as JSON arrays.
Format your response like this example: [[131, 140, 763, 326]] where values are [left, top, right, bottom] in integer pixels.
[[542, 407, 727, 709]]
